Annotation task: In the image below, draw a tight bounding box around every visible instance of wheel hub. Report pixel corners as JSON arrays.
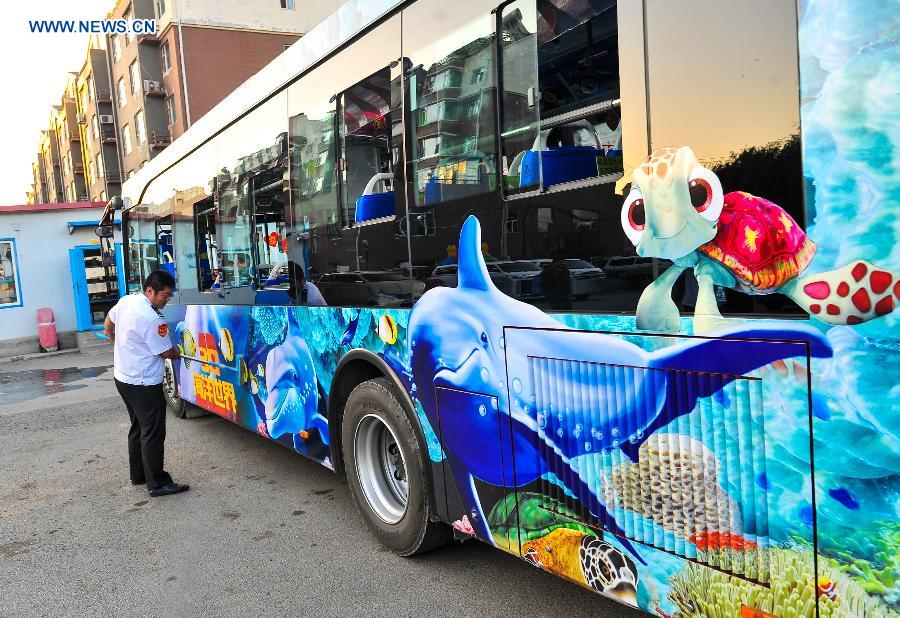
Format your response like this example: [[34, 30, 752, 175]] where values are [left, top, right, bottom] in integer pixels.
[[355, 414, 409, 524]]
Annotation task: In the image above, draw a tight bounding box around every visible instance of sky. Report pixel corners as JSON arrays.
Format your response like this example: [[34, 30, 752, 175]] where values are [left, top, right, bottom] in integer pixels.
[[0, 1, 112, 205]]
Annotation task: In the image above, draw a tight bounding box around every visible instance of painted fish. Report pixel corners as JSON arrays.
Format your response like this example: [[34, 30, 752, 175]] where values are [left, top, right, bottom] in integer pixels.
[[689, 531, 758, 552]]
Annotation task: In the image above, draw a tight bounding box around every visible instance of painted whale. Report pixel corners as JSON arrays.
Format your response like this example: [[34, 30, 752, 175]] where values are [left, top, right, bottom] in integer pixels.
[[263, 333, 329, 445], [406, 216, 833, 559]]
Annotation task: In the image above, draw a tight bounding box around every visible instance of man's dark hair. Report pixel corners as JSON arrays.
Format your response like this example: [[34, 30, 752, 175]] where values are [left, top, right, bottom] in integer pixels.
[[144, 270, 176, 293]]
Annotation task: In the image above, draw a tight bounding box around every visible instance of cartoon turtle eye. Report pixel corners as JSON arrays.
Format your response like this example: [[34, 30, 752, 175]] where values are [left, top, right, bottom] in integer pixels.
[[687, 166, 724, 222], [620, 188, 645, 245]]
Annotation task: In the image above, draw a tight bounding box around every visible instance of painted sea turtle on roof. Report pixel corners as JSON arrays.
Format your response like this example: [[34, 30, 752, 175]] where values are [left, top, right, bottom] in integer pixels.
[[621, 146, 899, 333]]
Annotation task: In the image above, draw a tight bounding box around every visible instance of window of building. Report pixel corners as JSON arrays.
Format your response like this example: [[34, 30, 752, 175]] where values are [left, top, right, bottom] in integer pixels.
[[124, 6, 134, 43], [117, 77, 127, 108], [280, 0, 295, 9], [160, 41, 171, 73], [96, 153, 104, 178], [0, 240, 22, 308], [68, 182, 76, 202], [100, 190, 106, 201], [88, 77, 94, 101], [284, 43, 292, 51], [130, 60, 140, 94], [165, 95, 176, 126], [91, 115, 99, 139], [112, 36, 122, 62], [87, 160, 94, 185], [135, 110, 146, 145], [123, 124, 132, 154], [154, 0, 166, 18]]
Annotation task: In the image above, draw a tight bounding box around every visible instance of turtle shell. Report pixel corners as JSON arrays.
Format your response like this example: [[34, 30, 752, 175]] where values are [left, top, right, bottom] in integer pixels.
[[487, 492, 592, 546], [699, 191, 817, 292]]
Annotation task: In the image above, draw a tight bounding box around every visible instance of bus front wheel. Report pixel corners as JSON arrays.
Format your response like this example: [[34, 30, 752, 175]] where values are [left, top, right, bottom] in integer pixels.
[[342, 378, 450, 556], [163, 359, 187, 419]]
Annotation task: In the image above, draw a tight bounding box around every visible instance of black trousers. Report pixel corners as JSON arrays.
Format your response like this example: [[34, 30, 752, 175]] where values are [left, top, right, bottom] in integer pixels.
[[115, 379, 173, 491]]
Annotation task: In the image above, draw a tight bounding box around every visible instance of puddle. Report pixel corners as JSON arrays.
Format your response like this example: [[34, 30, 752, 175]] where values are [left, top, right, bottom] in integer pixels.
[[0, 367, 110, 405]]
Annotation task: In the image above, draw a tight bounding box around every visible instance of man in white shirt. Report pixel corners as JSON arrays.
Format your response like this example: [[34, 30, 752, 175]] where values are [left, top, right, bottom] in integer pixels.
[[288, 262, 327, 306], [104, 270, 188, 497]]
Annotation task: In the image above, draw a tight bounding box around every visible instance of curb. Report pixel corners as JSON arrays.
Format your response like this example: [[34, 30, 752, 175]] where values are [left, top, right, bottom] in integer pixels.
[[0, 348, 81, 364]]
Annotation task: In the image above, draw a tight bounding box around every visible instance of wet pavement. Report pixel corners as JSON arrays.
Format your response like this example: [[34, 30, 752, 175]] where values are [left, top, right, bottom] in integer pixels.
[[0, 366, 109, 405]]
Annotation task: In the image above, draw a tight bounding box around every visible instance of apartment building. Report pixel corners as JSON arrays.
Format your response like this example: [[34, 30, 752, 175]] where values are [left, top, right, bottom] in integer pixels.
[[75, 36, 124, 202], [27, 0, 344, 201], [54, 75, 89, 203], [152, 0, 343, 141], [31, 160, 48, 205], [105, 0, 342, 180], [38, 127, 65, 204]]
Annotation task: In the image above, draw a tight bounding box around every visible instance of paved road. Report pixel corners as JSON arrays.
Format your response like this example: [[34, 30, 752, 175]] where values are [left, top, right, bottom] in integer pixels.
[[0, 352, 644, 617]]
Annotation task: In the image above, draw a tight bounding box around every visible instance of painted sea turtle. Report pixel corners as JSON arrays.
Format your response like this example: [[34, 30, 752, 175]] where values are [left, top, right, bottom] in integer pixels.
[[621, 146, 899, 333], [487, 493, 639, 605]]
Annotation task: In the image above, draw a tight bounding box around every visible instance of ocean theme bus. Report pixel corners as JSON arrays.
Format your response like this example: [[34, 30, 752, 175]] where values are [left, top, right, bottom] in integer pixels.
[[111, 0, 899, 615]]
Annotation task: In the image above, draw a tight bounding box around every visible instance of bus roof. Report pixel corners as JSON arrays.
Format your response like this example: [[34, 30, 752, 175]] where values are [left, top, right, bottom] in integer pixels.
[[122, 0, 403, 206]]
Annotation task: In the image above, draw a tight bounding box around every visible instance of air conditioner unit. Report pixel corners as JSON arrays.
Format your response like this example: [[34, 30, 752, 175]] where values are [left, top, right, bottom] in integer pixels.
[[76, 113, 86, 124], [144, 80, 161, 91], [99, 115, 114, 124]]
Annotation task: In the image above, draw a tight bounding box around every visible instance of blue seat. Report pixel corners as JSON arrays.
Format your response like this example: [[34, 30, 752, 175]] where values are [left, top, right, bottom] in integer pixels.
[[355, 192, 395, 223], [520, 146, 600, 187]]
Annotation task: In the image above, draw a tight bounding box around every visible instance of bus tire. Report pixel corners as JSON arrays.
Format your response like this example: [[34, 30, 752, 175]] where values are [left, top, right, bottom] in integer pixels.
[[163, 359, 187, 419], [342, 378, 451, 556]]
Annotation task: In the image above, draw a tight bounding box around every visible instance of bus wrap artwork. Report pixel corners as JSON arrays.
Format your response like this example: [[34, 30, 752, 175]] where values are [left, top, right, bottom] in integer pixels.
[[167, 212, 894, 615], [120, 0, 898, 614]]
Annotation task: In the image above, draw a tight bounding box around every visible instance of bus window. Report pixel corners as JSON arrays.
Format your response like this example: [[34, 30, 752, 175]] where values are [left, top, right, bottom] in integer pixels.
[[155, 215, 174, 286], [217, 93, 288, 291], [288, 14, 411, 305], [499, 0, 622, 193], [337, 66, 398, 227], [195, 197, 219, 291], [253, 133, 290, 290], [643, 0, 804, 317], [404, 0, 499, 207]]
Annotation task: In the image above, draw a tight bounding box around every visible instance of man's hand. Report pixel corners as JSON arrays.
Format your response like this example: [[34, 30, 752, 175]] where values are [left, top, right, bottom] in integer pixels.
[[104, 315, 115, 343], [159, 346, 181, 360]]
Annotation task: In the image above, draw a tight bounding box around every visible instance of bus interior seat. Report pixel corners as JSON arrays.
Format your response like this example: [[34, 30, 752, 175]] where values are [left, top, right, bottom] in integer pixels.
[[355, 172, 395, 223], [519, 119, 601, 187]]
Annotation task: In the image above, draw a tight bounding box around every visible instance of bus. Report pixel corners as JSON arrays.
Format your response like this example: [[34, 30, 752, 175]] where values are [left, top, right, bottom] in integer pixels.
[[110, 0, 898, 615]]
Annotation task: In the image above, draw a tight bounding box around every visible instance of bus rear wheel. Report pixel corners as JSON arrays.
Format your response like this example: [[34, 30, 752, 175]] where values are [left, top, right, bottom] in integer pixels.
[[342, 378, 450, 556], [163, 359, 187, 418]]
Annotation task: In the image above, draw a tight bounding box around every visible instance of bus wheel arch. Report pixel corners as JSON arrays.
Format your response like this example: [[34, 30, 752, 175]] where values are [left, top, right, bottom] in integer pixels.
[[330, 351, 451, 555]]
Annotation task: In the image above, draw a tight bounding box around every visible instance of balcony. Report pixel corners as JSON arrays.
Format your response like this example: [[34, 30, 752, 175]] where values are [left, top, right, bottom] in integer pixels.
[[73, 162, 84, 174], [96, 89, 111, 103], [150, 131, 171, 150], [144, 81, 166, 97], [106, 173, 121, 183], [138, 32, 159, 45], [101, 130, 117, 144]]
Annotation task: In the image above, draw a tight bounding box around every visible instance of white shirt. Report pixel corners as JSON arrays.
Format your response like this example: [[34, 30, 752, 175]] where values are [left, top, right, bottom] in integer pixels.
[[108, 294, 172, 385], [594, 122, 622, 152]]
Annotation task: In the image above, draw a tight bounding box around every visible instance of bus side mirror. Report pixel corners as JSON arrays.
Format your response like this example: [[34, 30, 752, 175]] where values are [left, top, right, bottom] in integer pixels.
[[108, 196, 124, 211], [95, 225, 114, 238]]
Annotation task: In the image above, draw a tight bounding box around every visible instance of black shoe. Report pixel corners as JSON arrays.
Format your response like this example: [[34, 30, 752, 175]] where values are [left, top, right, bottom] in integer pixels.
[[131, 479, 146, 486], [149, 482, 190, 497]]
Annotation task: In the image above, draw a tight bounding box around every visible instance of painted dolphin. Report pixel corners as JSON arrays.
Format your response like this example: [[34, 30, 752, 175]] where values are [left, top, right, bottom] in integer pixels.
[[406, 216, 832, 560], [264, 334, 329, 445]]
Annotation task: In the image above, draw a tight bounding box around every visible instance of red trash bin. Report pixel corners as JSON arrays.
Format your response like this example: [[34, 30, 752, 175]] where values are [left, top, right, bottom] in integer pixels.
[[37, 307, 59, 352]]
